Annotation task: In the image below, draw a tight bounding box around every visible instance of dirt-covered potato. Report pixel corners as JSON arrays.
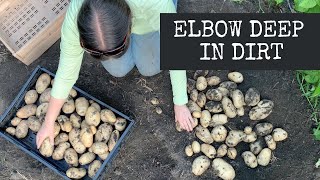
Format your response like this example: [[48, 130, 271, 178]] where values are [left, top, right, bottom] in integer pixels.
[[222, 97, 237, 118], [15, 120, 29, 138], [27, 116, 41, 132], [192, 111, 202, 118], [217, 144, 228, 158], [69, 88, 77, 98], [24, 90, 38, 105], [90, 103, 101, 112], [272, 128, 288, 142], [192, 118, 199, 128], [194, 70, 209, 79], [243, 131, 257, 143], [245, 88, 260, 106], [237, 107, 244, 116], [244, 126, 253, 134], [57, 115, 72, 132], [200, 110, 211, 128], [205, 101, 223, 113], [185, 145, 193, 157], [155, 107, 162, 114], [100, 109, 117, 124], [196, 92, 206, 108], [75, 97, 89, 116], [265, 135, 276, 150], [36, 103, 49, 118], [95, 123, 113, 142], [39, 88, 51, 104], [257, 148, 272, 166], [201, 144, 216, 159], [192, 141, 201, 153], [217, 87, 229, 97], [219, 81, 237, 91], [228, 72, 243, 83], [115, 117, 127, 131], [17, 104, 37, 119], [210, 114, 228, 127], [85, 106, 101, 126], [66, 168, 86, 179], [62, 97, 75, 114], [36, 73, 51, 94], [54, 133, 69, 145], [108, 130, 120, 151], [206, 76, 220, 86], [11, 117, 21, 126], [190, 89, 198, 102], [6, 127, 15, 136], [81, 120, 90, 129], [88, 160, 102, 178], [250, 139, 264, 155], [150, 97, 160, 105], [226, 130, 245, 147], [52, 142, 70, 160], [249, 100, 274, 121], [195, 126, 214, 144], [39, 138, 54, 157], [80, 127, 94, 148], [64, 148, 79, 166], [79, 152, 96, 165], [192, 155, 210, 176], [227, 148, 237, 160], [230, 89, 245, 109], [196, 76, 207, 91], [212, 158, 236, 180], [98, 152, 109, 160], [69, 128, 86, 154], [242, 151, 258, 168], [255, 122, 273, 136], [206, 88, 222, 101], [211, 125, 227, 142], [91, 142, 109, 155], [70, 113, 81, 128], [187, 78, 196, 94], [54, 122, 60, 137], [187, 100, 201, 113]]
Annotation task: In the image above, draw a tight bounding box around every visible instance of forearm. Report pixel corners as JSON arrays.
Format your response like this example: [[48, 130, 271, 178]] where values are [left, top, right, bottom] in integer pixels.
[[170, 70, 188, 105], [44, 97, 65, 125]]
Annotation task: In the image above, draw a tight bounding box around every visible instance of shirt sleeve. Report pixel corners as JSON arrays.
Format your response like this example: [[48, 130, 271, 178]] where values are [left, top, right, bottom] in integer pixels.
[[51, 1, 84, 99]]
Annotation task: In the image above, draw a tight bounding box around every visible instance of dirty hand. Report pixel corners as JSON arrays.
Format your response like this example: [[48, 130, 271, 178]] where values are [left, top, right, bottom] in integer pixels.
[[36, 120, 54, 149], [174, 104, 194, 132]]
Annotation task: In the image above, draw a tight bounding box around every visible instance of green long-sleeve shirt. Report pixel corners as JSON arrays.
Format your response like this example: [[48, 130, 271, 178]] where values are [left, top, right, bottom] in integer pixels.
[[51, 0, 188, 105]]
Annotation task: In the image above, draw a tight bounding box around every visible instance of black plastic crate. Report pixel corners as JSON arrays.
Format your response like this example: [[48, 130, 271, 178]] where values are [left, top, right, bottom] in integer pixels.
[[0, 66, 135, 180]]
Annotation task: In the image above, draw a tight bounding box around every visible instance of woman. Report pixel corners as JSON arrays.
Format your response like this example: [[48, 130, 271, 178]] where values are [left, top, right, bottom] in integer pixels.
[[36, 0, 194, 148]]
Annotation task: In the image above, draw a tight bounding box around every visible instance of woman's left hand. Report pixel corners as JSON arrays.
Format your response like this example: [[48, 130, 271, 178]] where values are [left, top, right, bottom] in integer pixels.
[[174, 104, 194, 132]]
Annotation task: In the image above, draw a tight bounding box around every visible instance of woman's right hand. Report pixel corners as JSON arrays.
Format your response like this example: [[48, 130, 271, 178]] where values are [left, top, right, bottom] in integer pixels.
[[36, 120, 55, 149]]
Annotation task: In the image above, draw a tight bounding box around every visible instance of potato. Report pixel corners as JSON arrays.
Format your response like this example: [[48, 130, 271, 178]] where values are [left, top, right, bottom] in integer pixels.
[[54, 133, 69, 145], [191, 141, 201, 153], [192, 118, 199, 128], [150, 97, 160, 105], [237, 107, 245, 117], [92, 142, 109, 155], [230, 89, 245, 109], [222, 97, 237, 118], [272, 128, 288, 142], [15, 120, 29, 138], [108, 130, 120, 151], [79, 152, 96, 165], [206, 76, 220, 86], [200, 110, 211, 128], [185, 145, 193, 157], [69, 128, 86, 154], [75, 97, 89, 116], [36, 73, 51, 94], [66, 168, 86, 179], [217, 87, 229, 97], [196, 76, 207, 91], [16, 104, 37, 119], [70, 113, 81, 128], [225, 130, 245, 147], [88, 160, 102, 178], [210, 114, 228, 127], [242, 151, 258, 168], [250, 139, 264, 155], [244, 126, 252, 134], [115, 117, 127, 131], [100, 109, 117, 124], [27, 116, 41, 132], [212, 158, 236, 180], [201, 144, 216, 159], [265, 135, 276, 150], [187, 100, 201, 113], [192, 111, 201, 118], [36, 103, 48, 118], [227, 148, 237, 160], [187, 78, 196, 94], [54, 122, 60, 137], [57, 115, 72, 132], [190, 89, 198, 102], [205, 101, 223, 113], [39, 88, 51, 104], [192, 155, 210, 176], [249, 100, 274, 121], [211, 125, 228, 142], [257, 148, 272, 166], [196, 92, 206, 108], [245, 88, 260, 106], [64, 148, 79, 166], [39, 138, 54, 157], [228, 72, 244, 83], [80, 127, 94, 148], [62, 97, 75, 114], [219, 81, 237, 91], [90, 103, 101, 112], [217, 144, 228, 158], [243, 131, 257, 143], [11, 117, 21, 126], [85, 106, 101, 126], [6, 127, 16, 136], [52, 142, 70, 160], [155, 107, 162, 114], [255, 122, 273, 136], [95, 123, 113, 142], [195, 126, 213, 144], [24, 90, 38, 105], [98, 152, 109, 160], [69, 88, 77, 98], [81, 120, 90, 129], [194, 70, 209, 79], [206, 89, 222, 101]]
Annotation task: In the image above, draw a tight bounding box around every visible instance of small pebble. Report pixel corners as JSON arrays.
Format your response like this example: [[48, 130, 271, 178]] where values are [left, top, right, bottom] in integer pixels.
[[156, 107, 162, 114]]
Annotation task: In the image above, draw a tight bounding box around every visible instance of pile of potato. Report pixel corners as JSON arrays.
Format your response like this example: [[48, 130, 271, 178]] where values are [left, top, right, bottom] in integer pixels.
[[5, 73, 128, 179], [182, 70, 288, 180]]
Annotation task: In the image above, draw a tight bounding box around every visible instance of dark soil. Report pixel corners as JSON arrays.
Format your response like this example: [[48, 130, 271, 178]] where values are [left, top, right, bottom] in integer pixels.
[[0, 0, 318, 180]]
